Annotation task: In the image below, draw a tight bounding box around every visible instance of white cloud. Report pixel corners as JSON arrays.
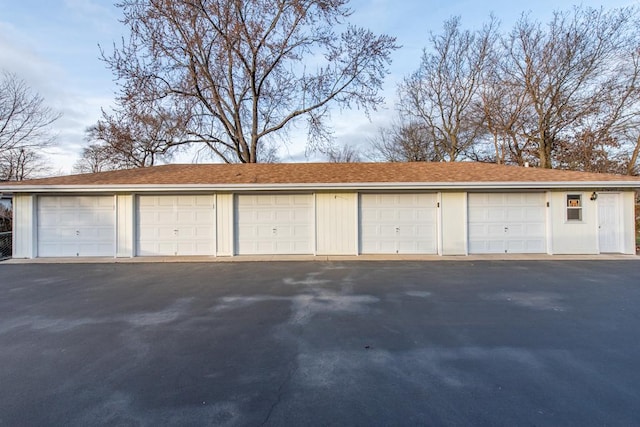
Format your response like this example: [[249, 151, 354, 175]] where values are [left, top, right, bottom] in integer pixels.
[[63, 0, 118, 33], [0, 18, 117, 175]]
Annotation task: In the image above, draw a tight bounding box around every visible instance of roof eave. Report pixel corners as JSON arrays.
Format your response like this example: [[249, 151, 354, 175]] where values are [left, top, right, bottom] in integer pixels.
[[2, 181, 640, 194]]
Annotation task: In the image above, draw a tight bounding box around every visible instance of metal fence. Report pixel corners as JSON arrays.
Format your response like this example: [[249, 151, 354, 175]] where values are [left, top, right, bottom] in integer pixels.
[[0, 232, 11, 259]]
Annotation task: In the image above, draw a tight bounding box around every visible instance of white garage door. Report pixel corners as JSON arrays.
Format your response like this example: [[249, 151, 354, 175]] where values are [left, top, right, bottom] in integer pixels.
[[235, 194, 313, 255], [468, 193, 546, 254], [137, 195, 216, 256], [360, 193, 438, 254], [38, 196, 115, 257]]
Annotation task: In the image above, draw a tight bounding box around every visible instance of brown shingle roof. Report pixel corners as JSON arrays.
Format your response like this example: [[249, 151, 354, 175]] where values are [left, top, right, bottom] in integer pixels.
[[5, 162, 640, 187]]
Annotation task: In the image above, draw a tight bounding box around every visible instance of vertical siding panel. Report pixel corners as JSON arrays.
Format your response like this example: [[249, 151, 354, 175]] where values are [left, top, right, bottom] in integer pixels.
[[12, 194, 35, 258], [315, 193, 357, 255], [441, 192, 467, 255], [549, 191, 598, 254], [116, 194, 134, 257], [622, 191, 636, 255], [216, 193, 233, 256]]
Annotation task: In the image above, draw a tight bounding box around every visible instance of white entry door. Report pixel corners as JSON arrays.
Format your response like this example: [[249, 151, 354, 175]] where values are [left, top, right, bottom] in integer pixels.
[[235, 194, 313, 255], [598, 193, 623, 253], [360, 193, 438, 254], [38, 196, 115, 257], [468, 193, 546, 254], [137, 195, 216, 256]]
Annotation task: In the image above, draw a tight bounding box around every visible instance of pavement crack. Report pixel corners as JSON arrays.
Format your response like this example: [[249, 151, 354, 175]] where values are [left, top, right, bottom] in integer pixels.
[[261, 360, 297, 426]]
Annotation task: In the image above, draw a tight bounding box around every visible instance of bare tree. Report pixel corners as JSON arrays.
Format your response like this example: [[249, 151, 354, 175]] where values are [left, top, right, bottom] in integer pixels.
[[596, 48, 640, 176], [326, 144, 361, 162], [371, 120, 441, 162], [397, 16, 497, 162], [0, 148, 50, 181], [473, 50, 534, 166], [73, 144, 118, 174], [104, 0, 398, 164], [0, 71, 59, 180], [502, 7, 638, 169], [77, 97, 188, 172]]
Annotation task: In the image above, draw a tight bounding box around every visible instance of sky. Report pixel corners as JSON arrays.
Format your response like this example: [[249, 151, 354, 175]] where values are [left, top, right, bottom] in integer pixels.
[[0, 0, 637, 174]]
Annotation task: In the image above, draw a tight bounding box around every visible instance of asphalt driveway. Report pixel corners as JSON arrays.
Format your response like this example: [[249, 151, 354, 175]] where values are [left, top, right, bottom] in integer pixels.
[[1, 261, 639, 426]]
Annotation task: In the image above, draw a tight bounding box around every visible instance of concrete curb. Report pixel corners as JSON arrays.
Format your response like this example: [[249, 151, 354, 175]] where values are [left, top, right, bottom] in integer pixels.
[[2, 254, 639, 264]]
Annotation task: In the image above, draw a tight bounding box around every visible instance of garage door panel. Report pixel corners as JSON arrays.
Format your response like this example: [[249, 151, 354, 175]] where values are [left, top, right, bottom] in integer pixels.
[[37, 196, 115, 257], [360, 193, 437, 254], [253, 211, 270, 221], [237, 196, 256, 207], [468, 193, 546, 254], [82, 227, 111, 240], [414, 209, 434, 221], [361, 210, 378, 221], [78, 242, 112, 255], [254, 226, 273, 237], [489, 208, 508, 220], [293, 225, 310, 236], [398, 210, 416, 221], [274, 210, 291, 221], [43, 242, 75, 254], [468, 209, 488, 222], [527, 223, 545, 234], [525, 208, 545, 220], [235, 194, 313, 255], [293, 210, 311, 221], [137, 195, 215, 256], [506, 208, 525, 221]]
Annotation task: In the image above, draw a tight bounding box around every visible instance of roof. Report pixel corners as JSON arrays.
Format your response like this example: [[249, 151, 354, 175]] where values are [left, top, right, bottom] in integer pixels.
[[2, 162, 640, 192]]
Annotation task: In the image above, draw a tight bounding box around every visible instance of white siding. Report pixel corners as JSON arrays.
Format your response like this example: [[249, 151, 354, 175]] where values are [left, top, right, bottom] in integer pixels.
[[441, 192, 467, 255], [116, 194, 134, 257], [315, 193, 357, 255], [549, 191, 598, 254], [216, 193, 234, 256], [360, 193, 438, 254], [12, 194, 35, 258], [622, 191, 637, 255]]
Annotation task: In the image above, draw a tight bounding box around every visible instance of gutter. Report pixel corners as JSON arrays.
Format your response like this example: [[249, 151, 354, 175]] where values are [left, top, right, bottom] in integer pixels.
[[1, 181, 639, 193]]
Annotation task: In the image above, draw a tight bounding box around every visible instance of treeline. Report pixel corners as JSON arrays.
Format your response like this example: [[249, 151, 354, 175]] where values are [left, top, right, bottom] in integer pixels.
[[373, 7, 640, 174], [2, 2, 638, 180]]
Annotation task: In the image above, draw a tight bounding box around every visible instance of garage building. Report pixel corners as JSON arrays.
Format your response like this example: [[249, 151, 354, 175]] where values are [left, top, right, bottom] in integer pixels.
[[2, 162, 639, 258]]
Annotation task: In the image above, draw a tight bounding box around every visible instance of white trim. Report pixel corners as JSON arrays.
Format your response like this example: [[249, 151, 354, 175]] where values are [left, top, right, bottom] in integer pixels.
[[231, 193, 236, 256], [545, 191, 553, 255], [312, 193, 317, 256], [595, 193, 601, 254], [357, 193, 361, 255], [33, 196, 39, 258], [113, 194, 118, 258], [214, 193, 218, 257], [355, 193, 360, 256], [3, 180, 640, 193], [462, 192, 469, 256], [436, 192, 443, 256]]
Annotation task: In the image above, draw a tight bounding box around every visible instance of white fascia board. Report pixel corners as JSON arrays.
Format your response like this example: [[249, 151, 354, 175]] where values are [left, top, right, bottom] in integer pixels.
[[1, 181, 639, 193]]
